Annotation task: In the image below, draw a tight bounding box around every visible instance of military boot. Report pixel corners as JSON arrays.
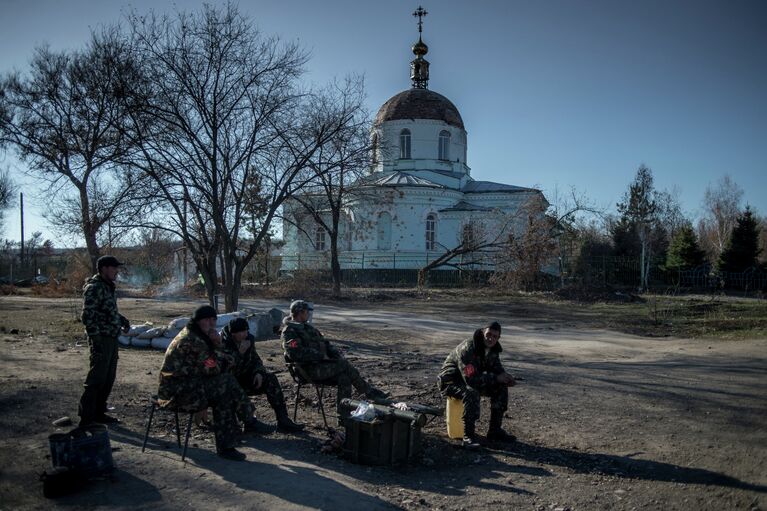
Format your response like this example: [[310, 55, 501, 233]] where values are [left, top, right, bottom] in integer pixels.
[[462, 421, 480, 449], [486, 409, 516, 443], [243, 416, 275, 434], [275, 404, 305, 433]]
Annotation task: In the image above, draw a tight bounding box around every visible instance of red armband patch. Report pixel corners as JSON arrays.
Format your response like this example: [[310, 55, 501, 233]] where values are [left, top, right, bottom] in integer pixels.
[[463, 363, 476, 378], [203, 357, 217, 369], [288, 339, 298, 349]]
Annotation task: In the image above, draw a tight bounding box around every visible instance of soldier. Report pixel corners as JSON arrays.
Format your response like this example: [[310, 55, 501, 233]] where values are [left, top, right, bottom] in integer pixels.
[[78, 255, 130, 426], [281, 300, 389, 425], [221, 318, 304, 433], [437, 321, 517, 449], [157, 305, 260, 461]]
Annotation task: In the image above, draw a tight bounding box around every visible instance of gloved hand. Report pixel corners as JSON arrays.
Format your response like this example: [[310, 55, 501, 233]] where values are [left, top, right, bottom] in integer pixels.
[[120, 315, 130, 333]]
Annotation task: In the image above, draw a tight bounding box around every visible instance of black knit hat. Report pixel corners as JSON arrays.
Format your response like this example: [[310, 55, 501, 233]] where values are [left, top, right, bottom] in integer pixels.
[[192, 305, 217, 322], [486, 321, 501, 333], [229, 318, 249, 333]]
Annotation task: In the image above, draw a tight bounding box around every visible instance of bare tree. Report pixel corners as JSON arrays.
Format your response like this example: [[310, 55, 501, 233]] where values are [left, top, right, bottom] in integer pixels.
[[125, 4, 369, 310], [284, 77, 372, 295], [0, 168, 16, 233], [0, 30, 150, 272], [697, 175, 743, 265]]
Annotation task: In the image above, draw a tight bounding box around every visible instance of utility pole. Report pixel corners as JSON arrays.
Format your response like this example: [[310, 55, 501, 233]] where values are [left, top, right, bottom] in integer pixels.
[[19, 192, 24, 269]]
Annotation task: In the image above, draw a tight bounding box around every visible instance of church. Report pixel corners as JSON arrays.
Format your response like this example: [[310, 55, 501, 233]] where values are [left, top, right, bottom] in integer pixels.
[[281, 10, 547, 273]]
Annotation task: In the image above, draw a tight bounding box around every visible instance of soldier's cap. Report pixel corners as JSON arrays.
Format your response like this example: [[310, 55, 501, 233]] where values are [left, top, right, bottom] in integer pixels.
[[485, 321, 502, 333], [290, 300, 313, 314], [229, 317, 249, 333], [97, 255, 125, 270], [192, 305, 217, 322]]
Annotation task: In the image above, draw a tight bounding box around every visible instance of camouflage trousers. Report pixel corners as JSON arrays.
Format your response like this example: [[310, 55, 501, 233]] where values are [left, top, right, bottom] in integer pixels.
[[237, 370, 289, 419], [78, 335, 119, 424], [438, 379, 508, 434], [297, 358, 372, 423], [158, 372, 253, 451]]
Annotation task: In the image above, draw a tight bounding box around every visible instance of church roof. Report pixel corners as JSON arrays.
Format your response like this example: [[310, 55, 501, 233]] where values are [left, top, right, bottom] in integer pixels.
[[375, 89, 464, 129], [367, 171, 445, 188], [439, 200, 492, 212], [461, 181, 538, 193]]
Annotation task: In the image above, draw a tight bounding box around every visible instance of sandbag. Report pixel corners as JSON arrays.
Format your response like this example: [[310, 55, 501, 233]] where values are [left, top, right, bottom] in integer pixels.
[[268, 308, 285, 330], [163, 328, 181, 339], [150, 337, 172, 350], [138, 327, 165, 339], [168, 317, 189, 329], [125, 324, 153, 337], [215, 312, 243, 327], [130, 337, 151, 348], [248, 313, 274, 341], [117, 335, 131, 347]]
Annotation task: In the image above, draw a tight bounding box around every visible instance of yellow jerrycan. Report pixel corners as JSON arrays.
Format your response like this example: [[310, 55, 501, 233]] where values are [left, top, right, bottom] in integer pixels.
[[446, 397, 464, 439]]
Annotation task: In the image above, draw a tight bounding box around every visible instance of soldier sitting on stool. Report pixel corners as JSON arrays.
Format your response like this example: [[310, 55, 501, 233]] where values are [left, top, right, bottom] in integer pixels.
[[437, 321, 517, 449], [281, 300, 389, 425], [221, 318, 304, 433], [157, 305, 262, 461]]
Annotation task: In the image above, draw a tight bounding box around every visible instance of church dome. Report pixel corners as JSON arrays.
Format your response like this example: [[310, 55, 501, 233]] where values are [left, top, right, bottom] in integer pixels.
[[374, 89, 464, 129]]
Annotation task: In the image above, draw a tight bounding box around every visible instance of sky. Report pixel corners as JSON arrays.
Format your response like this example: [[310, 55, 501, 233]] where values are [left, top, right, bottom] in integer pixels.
[[1, 0, 765, 246]]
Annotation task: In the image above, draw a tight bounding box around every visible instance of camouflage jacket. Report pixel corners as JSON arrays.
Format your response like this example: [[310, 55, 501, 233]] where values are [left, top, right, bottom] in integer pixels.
[[158, 322, 233, 404], [281, 319, 340, 364], [81, 274, 127, 338], [438, 329, 505, 389], [221, 326, 266, 382]]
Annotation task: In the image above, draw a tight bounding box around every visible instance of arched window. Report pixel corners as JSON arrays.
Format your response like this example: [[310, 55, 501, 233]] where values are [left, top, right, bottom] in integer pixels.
[[399, 129, 411, 159], [438, 130, 450, 160], [377, 212, 391, 250], [425, 214, 437, 251], [462, 222, 477, 248], [314, 226, 326, 251]]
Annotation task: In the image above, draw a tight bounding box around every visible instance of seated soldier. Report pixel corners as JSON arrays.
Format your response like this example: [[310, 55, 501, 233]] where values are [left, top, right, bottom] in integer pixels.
[[281, 300, 388, 425], [437, 321, 517, 449], [157, 305, 261, 461], [220, 318, 304, 433]]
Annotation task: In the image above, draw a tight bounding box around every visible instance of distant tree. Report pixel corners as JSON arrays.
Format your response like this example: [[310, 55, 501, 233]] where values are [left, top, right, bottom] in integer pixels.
[[613, 164, 666, 290], [0, 168, 16, 233], [665, 223, 706, 271], [697, 175, 743, 264], [718, 206, 761, 273], [0, 30, 150, 272]]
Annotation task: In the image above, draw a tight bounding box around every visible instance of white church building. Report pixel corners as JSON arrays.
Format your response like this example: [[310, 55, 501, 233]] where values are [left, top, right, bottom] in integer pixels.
[[281, 13, 547, 274]]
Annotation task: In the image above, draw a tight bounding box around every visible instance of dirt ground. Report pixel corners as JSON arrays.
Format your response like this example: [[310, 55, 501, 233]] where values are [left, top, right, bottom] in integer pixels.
[[0, 292, 766, 510]]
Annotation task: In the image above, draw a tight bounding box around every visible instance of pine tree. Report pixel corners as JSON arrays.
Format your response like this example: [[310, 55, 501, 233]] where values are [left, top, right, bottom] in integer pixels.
[[665, 224, 706, 271], [718, 206, 761, 273]]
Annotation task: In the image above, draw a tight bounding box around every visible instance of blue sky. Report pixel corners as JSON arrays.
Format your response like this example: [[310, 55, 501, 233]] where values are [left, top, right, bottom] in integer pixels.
[[1, 0, 765, 245]]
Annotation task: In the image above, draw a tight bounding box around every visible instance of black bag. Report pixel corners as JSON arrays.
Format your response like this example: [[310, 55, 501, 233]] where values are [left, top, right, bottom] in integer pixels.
[[48, 424, 114, 475]]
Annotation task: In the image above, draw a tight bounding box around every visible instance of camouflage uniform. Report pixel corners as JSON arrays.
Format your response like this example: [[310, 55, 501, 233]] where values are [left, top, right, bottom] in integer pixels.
[[221, 326, 290, 419], [158, 322, 254, 452], [78, 274, 129, 424], [281, 319, 375, 423], [437, 329, 509, 437]]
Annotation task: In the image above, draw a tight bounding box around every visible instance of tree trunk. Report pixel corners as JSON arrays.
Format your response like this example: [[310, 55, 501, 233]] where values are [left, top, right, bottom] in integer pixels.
[[329, 230, 341, 296], [79, 187, 101, 274]]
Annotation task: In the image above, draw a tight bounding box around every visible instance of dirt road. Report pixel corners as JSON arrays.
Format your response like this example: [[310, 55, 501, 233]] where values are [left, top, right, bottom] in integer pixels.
[[1, 295, 765, 510]]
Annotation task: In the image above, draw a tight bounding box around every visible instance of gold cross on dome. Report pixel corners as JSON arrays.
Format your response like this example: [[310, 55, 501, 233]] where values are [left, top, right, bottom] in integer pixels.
[[413, 6, 428, 34]]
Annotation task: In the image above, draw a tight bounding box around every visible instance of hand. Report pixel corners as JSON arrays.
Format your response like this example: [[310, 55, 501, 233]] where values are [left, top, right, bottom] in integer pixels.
[[120, 316, 130, 333], [253, 373, 263, 389], [208, 329, 222, 346], [121, 324, 130, 334]]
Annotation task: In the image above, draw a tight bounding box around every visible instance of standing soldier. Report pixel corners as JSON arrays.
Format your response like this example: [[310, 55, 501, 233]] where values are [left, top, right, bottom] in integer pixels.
[[158, 305, 262, 461], [281, 300, 389, 425], [78, 255, 130, 426], [437, 321, 517, 448], [221, 318, 304, 433]]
